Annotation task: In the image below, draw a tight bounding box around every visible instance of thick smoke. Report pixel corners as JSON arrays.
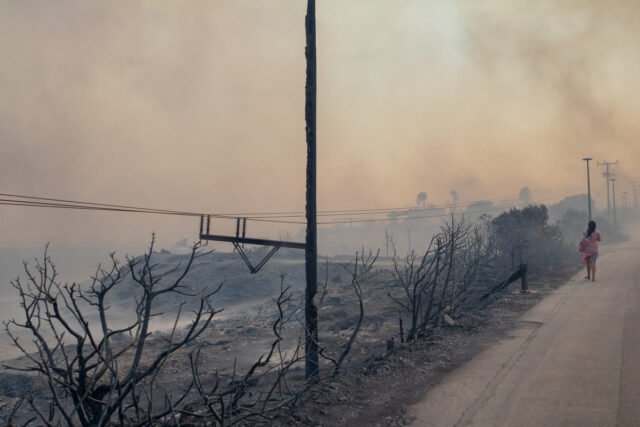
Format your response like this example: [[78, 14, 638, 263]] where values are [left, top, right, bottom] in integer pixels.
[[0, 0, 637, 250]]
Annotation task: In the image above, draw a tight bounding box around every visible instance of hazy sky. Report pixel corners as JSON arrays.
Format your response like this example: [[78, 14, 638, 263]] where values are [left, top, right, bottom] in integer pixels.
[[1, 0, 638, 251]]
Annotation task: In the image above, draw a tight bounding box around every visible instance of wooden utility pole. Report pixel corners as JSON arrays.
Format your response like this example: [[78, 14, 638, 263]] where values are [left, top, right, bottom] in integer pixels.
[[304, 0, 319, 381], [583, 158, 593, 221], [632, 182, 639, 216], [622, 192, 628, 234], [611, 177, 618, 229], [597, 160, 618, 216]]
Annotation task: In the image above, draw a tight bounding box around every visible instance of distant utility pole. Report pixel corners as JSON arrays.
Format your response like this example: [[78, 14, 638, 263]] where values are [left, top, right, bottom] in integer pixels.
[[622, 191, 628, 234], [633, 182, 639, 217], [611, 177, 617, 229], [597, 160, 618, 216], [583, 158, 593, 221], [304, 0, 319, 382], [385, 229, 389, 257]]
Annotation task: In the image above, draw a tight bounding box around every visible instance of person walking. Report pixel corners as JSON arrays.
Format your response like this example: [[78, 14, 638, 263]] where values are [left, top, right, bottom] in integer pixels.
[[578, 220, 601, 281]]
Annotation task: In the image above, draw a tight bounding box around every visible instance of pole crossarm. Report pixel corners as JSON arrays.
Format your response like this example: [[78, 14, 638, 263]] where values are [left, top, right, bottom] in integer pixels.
[[198, 215, 305, 274], [199, 233, 305, 250]]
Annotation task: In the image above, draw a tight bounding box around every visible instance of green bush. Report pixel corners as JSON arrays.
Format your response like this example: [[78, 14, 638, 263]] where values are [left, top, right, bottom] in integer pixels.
[[492, 205, 569, 272]]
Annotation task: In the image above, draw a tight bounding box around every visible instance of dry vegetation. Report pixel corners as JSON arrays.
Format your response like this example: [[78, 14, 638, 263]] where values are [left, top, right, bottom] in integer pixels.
[[0, 206, 577, 425]]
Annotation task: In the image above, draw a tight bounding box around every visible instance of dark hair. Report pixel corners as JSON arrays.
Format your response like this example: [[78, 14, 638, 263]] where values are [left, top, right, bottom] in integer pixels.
[[586, 220, 596, 238]]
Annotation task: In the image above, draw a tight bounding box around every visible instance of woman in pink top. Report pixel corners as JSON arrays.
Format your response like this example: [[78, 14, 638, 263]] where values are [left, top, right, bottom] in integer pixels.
[[578, 220, 601, 281]]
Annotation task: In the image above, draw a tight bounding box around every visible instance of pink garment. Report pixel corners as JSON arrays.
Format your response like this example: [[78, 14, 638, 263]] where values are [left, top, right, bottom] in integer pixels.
[[578, 230, 601, 256]]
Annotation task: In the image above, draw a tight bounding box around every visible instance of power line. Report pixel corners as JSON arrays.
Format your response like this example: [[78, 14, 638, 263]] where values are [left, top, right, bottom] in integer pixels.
[[0, 178, 583, 226], [0, 192, 232, 218], [315, 188, 582, 226], [4, 176, 580, 218], [317, 205, 517, 225], [0, 197, 307, 225], [213, 177, 583, 219]]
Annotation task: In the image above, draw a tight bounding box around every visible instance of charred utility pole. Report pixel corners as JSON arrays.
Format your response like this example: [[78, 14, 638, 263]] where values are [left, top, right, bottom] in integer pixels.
[[597, 160, 618, 216], [304, 0, 319, 382], [583, 158, 593, 221]]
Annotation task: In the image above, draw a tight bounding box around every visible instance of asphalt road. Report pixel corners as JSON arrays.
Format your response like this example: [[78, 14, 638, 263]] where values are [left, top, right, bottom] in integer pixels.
[[409, 240, 640, 427]]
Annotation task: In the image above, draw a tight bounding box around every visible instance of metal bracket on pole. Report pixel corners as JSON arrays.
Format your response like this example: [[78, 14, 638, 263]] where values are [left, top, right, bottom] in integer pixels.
[[233, 242, 281, 274]]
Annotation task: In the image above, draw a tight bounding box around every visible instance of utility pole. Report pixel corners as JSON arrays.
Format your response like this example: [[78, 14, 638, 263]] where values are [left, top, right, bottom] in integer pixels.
[[597, 160, 617, 216], [304, 0, 319, 382], [583, 158, 593, 221], [385, 229, 389, 257], [622, 191, 628, 234], [632, 182, 639, 217], [611, 177, 617, 230]]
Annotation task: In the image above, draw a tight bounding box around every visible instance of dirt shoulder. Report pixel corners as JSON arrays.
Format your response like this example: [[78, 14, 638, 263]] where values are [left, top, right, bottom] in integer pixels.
[[293, 264, 582, 426]]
